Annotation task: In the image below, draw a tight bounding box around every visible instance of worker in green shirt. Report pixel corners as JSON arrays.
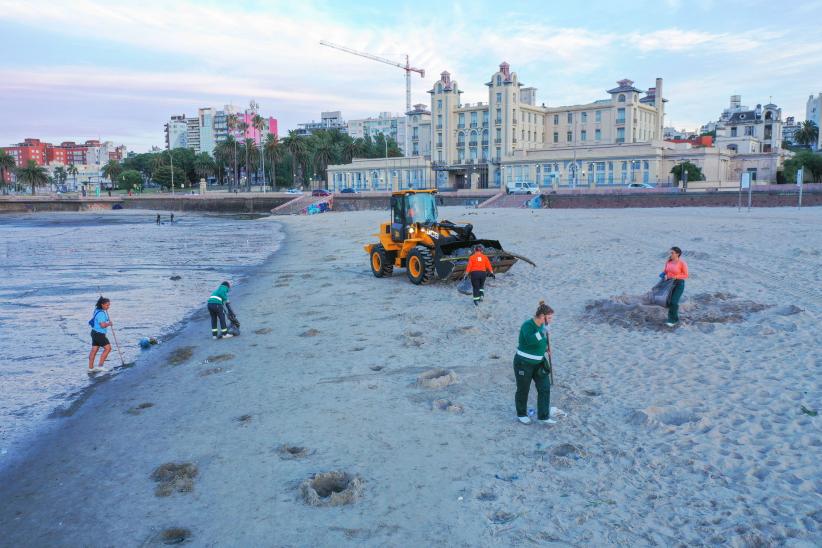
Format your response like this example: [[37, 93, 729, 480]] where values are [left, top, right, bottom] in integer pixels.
[[514, 300, 554, 424], [207, 281, 234, 339]]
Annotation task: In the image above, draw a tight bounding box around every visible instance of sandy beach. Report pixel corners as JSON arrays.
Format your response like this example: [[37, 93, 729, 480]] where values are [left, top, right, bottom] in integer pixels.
[[1, 206, 820, 546]]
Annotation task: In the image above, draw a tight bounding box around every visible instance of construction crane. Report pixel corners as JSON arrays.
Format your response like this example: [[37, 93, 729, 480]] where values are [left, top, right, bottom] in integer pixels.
[[320, 40, 425, 154]]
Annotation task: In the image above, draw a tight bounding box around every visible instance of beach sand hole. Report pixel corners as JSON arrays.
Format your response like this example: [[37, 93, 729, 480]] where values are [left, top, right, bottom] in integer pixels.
[[416, 368, 458, 389], [432, 399, 464, 414], [168, 346, 195, 366], [235, 414, 252, 425], [477, 491, 497, 501], [127, 402, 155, 415], [199, 367, 224, 377], [488, 510, 517, 524], [160, 527, 191, 545], [583, 389, 601, 397], [254, 327, 272, 335], [301, 471, 363, 506], [151, 462, 198, 497], [370, 365, 384, 371], [278, 444, 312, 459], [300, 328, 320, 337], [206, 353, 234, 363]]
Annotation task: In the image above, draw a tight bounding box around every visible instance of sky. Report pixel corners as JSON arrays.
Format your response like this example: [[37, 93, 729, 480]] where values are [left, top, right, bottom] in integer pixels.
[[1, 0, 821, 152]]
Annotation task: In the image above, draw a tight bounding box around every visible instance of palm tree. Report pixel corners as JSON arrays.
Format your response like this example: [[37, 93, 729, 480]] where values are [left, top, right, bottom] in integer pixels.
[[241, 138, 260, 187], [0, 150, 16, 194], [16, 160, 50, 195], [67, 164, 79, 190], [226, 113, 241, 188], [214, 137, 237, 186], [313, 135, 334, 187], [53, 166, 67, 191], [193, 152, 216, 182], [282, 130, 307, 186], [237, 121, 251, 189], [252, 114, 267, 188], [794, 120, 819, 149], [101, 160, 122, 190], [264, 134, 284, 189]]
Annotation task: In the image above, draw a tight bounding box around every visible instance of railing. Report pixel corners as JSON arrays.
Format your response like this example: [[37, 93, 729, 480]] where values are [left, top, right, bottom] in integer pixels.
[[470, 122, 478, 128], [457, 123, 465, 129], [436, 124, 443, 129], [494, 138, 502, 144], [616, 118, 626, 124], [457, 141, 465, 148], [495, 118, 502, 125], [616, 137, 625, 144], [512, 119, 518, 125], [481, 139, 489, 146], [469, 141, 478, 147]]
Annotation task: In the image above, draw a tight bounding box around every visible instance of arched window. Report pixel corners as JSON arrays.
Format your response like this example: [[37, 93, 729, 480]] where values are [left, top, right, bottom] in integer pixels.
[[469, 130, 478, 147], [457, 131, 465, 147], [482, 129, 489, 145], [765, 111, 773, 120], [496, 75, 502, 86], [436, 83, 442, 93], [618, 94, 626, 102]]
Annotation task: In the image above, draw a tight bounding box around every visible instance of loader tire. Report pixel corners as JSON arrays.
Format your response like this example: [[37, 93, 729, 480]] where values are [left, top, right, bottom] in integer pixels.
[[370, 244, 394, 277], [406, 246, 435, 285]]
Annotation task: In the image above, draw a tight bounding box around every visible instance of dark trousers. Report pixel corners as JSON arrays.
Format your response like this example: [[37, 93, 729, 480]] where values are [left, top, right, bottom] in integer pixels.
[[470, 271, 487, 302], [208, 303, 228, 336], [667, 280, 685, 323], [513, 354, 551, 420]]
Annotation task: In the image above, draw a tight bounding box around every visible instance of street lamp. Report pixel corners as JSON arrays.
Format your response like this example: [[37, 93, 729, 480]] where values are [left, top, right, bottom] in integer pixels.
[[168, 148, 175, 195]]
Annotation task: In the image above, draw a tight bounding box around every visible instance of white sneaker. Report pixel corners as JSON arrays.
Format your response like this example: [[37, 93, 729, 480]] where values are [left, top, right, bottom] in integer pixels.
[[223, 333, 234, 338], [539, 418, 557, 425], [550, 407, 567, 418], [517, 416, 531, 424], [665, 322, 677, 327], [212, 336, 218, 340], [96, 366, 108, 373]]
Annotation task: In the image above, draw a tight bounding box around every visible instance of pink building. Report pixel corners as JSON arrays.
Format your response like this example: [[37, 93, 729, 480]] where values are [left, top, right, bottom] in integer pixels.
[[234, 114, 278, 144]]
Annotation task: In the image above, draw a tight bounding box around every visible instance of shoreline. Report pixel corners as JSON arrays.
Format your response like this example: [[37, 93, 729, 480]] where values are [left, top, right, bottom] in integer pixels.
[[1, 207, 820, 545], [0, 211, 285, 472]]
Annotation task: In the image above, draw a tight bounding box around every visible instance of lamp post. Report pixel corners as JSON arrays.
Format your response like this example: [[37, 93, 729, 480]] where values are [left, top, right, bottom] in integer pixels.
[[169, 148, 175, 195]]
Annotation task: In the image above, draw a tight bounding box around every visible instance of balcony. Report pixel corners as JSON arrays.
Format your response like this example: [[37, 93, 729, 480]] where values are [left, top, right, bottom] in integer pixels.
[[512, 119, 518, 125], [457, 142, 466, 148], [494, 138, 502, 144], [616, 118, 626, 125], [457, 123, 465, 129], [495, 118, 502, 125], [616, 137, 625, 144], [512, 138, 518, 144], [469, 141, 478, 147], [470, 122, 478, 128], [436, 124, 443, 129], [481, 139, 489, 146]]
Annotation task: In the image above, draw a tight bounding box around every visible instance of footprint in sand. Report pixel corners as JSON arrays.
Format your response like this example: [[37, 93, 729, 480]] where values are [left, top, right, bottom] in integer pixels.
[[127, 402, 155, 415], [150, 462, 198, 497], [168, 346, 195, 366], [416, 369, 458, 389], [205, 353, 234, 363], [300, 471, 363, 507], [254, 328, 272, 335], [235, 414, 253, 425], [199, 367, 224, 377]]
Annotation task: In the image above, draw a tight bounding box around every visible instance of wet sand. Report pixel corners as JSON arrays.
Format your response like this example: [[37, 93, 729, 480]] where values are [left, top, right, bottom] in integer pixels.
[[1, 207, 820, 546]]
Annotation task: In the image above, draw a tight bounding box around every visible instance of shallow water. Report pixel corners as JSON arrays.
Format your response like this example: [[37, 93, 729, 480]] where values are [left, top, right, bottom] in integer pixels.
[[0, 210, 284, 462]]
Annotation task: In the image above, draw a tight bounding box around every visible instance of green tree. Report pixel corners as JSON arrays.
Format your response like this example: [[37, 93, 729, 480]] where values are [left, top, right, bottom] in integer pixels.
[[0, 150, 17, 194], [101, 160, 122, 188], [117, 169, 142, 190], [312, 134, 334, 186], [214, 137, 238, 185], [264, 134, 284, 189], [16, 160, 50, 195], [240, 138, 259, 187], [53, 166, 67, 187], [784, 150, 822, 183], [282, 130, 307, 186], [252, 114, 268, 187], [794, 120, 819, 149], [670, 161, 704, 187], [67, 164, 79, 189], [151, 165, 187, 189], [193, 152, 216, 182]]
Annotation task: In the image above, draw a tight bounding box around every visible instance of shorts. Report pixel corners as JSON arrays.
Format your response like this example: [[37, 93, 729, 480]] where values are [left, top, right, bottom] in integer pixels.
[[91, 330, 110, 347]]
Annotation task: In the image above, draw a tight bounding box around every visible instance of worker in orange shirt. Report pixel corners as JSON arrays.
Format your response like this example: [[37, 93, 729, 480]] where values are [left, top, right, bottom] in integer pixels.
[[465, 244, 495, 306], [663, 246, 689, 326]]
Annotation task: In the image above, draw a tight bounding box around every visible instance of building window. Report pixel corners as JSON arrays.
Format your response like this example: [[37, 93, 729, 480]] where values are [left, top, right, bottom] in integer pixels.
[[595, 129, 601, 141], [437, 99, 442, 111], [618, 94, 626, 102], [495, 109, 502, 123], [496, 92, 502, 103], [616, 128, 625, 143], [496, 147, 501, 160], [553, 132, 559, 143], [471, 111, 477, 127], [731, 127, 738, 137], [567, 112, 573, 124], [458, 113, 465, 128], [496, 75, 502, 85], [745, 126, 754, 136], [553, 114, 559, 125], [581, 130, 587, 141], [581, 112, 587, 123], [567, 131, 572, 142], [617, 108, 625, 123], [483, 111, 489, 126], [595, 111, 602, 123]]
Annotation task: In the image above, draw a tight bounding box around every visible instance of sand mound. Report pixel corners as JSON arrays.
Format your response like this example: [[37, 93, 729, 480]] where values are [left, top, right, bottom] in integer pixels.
[[127, 402, 154, 415], [630, 407, 702, 428], [300, 329, 320, 337], [151, 462, 198, 497], [205, 353, 234, 363], [254, 327, 272, 335], [278, 444, 313, 460], [300, 471, 363, 506], [431, 399, 464, 414], [488, 510, 517, 524], [168, 346, 195, 366], [159, 527, 191, 545], [416, 369, 458, 389], [199, 367, 224, 377], [235, 414, 252, 425], [582, 292, 772, 331]]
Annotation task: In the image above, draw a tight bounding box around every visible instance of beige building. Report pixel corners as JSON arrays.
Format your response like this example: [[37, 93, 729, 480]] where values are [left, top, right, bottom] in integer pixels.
[[328, 156, 433, 192]]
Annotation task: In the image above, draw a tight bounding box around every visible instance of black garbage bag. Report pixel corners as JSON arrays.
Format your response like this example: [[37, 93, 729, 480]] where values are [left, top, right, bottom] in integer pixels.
[[227, 309, 241, 336], [648, 278, 675, 307]]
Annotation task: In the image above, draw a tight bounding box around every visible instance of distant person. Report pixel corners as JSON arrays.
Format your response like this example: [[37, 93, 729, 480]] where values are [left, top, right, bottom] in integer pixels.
[[207, 281, 234, 339], [514, 301, 555, 425], [156, 214, 161, 225], [170, 212, 174, 223], [465, 244, 494, 305], [663, 246, 689, 327], [108, 188, 112, 197], [88, 297, 113, 372], [81, 186, 87, 197]]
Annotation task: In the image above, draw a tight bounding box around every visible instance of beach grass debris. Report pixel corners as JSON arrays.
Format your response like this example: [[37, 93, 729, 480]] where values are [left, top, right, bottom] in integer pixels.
[[416, 368, 458, 389], [199, 367, 224, 377], [168, 346, 195, 366], [300, 471, 363, 506], [150, 462, 198, 497], [160, 527, 191, 545], [254, 327, 272, 335], [169, 275, 182, 281], [278, 444, 312, 459], [488, 510, 518, 524], [432, 398, 464, 414], [300, 328, 320, 337], [127, 402, 155, 415], [800, 405, 818, 417], [235, 414, 253, 425], [477, 491, 498, 501], [205, 353, 234, 363]]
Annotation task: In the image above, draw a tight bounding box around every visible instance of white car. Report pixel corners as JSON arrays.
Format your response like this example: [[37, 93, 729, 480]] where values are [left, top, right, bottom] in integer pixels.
[[506, 181, 540, 194], [627, 183, 655, 189], [285, 188, 302, 194]]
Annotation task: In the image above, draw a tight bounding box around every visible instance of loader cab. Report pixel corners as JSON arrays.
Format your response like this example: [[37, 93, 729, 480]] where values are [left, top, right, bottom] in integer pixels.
[[390, 191, 438, 242]]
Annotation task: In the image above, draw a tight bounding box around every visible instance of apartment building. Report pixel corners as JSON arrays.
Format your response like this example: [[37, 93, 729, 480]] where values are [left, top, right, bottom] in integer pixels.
[[347, 111, 407, 152], [807, 93, 822, 150], [295, 111, 348, 136], [164, 106, 278, 154], [406, 104, 432, 158]]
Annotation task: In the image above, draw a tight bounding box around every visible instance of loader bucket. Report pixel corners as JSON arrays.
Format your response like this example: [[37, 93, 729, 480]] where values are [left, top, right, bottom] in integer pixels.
[[434, 239, 518, 281]]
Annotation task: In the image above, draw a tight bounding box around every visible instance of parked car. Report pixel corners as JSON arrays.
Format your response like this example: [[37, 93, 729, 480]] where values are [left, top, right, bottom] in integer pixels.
[[340, 187, 358, 194], [506, 181, 540, 194], [312, 189, 331, 197], [285, 188, 302, 194], [627, 183, 656, 189]]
